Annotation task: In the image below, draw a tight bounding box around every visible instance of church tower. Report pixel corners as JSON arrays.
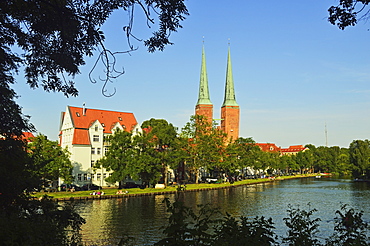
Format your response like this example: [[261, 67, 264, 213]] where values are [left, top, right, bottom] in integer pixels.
[[195, 44, 213, 123], [221, 46, 240, 141]]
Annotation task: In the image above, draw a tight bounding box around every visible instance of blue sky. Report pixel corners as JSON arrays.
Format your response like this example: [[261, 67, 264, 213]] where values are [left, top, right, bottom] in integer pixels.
[[13, 0, 370, 148]]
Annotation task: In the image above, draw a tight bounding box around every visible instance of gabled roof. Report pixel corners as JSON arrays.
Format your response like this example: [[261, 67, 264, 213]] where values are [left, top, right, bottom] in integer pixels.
[[72, 129, 90, 145], [22, 132, 35, 142], [255, 143, 281, 152], [62, 106, 138, 145], [68, 106, 138, 134]]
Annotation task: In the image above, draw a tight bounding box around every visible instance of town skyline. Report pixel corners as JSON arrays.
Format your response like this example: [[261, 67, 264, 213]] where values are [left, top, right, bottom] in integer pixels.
[[12, 1, 370, 148]]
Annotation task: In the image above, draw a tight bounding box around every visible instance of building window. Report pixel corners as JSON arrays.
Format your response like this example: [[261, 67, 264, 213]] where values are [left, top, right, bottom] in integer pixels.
[[91, 147, 95, 154], [118, 117, 122, 121], [84, 174, 87, 181], [77, 174, 82, 181], [91, 174, 95, 180], [93, 135, 99, 142], [104, 147, 109, 154], [97, 173, 101, 180], [101, 123, 105, 127], [95, 125, 98, 131], [91, 160, 95, 167], [97, 148, 101, 155], [103, 173, 107, 179], [76, 112, 80, 117]]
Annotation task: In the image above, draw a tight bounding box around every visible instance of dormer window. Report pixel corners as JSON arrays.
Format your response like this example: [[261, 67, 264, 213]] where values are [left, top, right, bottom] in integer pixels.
[[76, 112, 80, 117], [102, 123, 105, 127], [118, 117, 122, 121]]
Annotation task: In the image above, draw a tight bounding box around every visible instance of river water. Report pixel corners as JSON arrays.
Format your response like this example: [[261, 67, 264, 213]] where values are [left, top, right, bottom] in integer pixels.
[[73, 177, 370, 245]]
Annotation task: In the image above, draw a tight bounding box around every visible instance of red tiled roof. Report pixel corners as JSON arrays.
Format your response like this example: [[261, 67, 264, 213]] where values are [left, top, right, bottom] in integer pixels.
[[64, 106, 138, 145], [281, 145, 307, 153], [68, 106, 137, 133], [72, 129, 90, 145], [0, 132, 35, 142], [255, 143, 281, 152], [22, 132, 35, 142]]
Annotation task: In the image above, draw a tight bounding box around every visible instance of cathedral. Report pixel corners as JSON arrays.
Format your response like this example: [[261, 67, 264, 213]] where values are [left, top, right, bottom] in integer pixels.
[[195, 45, 240, 141]]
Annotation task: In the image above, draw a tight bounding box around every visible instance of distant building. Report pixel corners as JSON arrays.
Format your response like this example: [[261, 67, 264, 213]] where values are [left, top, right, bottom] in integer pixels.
[[0, 132, 35, 143], [255, 143, 281, 153], [255, 143, 308, 155], [281, 145, 308, 156], [59, 105, 141, 187], [21, 132, 35, 142]]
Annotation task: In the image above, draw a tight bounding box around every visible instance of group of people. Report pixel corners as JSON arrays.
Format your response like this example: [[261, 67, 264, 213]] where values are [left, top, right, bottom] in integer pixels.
[[116, 190, 129, 195], [90, 191, 104, 195]]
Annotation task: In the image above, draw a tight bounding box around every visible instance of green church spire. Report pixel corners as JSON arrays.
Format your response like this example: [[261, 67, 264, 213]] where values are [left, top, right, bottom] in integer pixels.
[[222, 46, 238, 107], [196, 44, 212, 105]]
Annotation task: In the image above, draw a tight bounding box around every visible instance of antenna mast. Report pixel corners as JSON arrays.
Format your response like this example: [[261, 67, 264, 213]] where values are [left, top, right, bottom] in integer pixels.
[[325, 123, 328, 147]]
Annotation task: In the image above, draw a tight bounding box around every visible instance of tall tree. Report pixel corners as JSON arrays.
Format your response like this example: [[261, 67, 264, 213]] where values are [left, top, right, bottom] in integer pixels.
[[97, 128, 165, 187], [141, 118, 178, 186], [349, 139, 370, 179], [97, 130, 138, 185], [0, 1, 189, 244], [180, 115, 227, 183], [27, 134, 73, 186], [223, 137, 258, 177]]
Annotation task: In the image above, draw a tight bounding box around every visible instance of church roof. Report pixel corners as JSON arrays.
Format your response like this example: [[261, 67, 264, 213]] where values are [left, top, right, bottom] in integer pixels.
[[222, 46, 239, 107], [196, 45, 212, 106]]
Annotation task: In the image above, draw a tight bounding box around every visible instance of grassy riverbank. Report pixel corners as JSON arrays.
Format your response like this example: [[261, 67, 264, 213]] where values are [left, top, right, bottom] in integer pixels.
[[32, 174, 319, 201]]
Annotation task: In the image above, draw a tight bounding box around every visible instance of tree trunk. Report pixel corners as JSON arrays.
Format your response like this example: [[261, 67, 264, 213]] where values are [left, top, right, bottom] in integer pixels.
[[195, 169, 199, 184], [163, 163, 168, 187]]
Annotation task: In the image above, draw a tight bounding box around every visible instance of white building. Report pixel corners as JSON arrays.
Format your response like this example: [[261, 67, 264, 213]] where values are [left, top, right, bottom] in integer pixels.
[[59, 105, 141, 187]]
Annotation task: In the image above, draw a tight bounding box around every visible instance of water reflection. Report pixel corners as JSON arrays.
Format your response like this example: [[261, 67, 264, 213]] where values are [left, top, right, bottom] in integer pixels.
[[73, 178, 370, 245]]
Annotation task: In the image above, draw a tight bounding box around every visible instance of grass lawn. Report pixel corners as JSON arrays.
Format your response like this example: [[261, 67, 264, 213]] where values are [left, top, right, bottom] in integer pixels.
[[32, 174, 317, 200]]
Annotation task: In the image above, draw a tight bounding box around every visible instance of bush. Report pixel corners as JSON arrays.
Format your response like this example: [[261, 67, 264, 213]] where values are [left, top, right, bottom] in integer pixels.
[[155, 200, 370, 246]]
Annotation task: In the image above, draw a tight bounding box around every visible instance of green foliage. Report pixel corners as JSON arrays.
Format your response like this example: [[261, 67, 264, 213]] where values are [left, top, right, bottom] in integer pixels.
[[328, 1, 370, 30], [349, 140, 370, 179], [141, 118, 178, 185], [223, 137, 258, 175], [156, 200, 370, 246], [327, 204, 370, 246], [97, 130, 139, 183], [0, 0, 189, 96], [0, 197, 85, 245], [214, 214, 278, 246], [179, 115, 227, 183], [282, 204, 322, 246], [155, 197, 220, 246], [28, 134, 73, 184]]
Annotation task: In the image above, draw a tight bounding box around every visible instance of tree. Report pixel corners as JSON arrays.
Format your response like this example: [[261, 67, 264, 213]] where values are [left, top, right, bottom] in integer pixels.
[[328, 0, 370, 30], [97, 130, 137, 184], [97, 127, 167, 187], [0, 1, 189, 244], [27, 134, 73, 186], [349, 139, 370, 179], [1, 0, 189, 96], [223, 137, 258, 178], [180, 115, 227, 183], [141, 118, 178, 186]]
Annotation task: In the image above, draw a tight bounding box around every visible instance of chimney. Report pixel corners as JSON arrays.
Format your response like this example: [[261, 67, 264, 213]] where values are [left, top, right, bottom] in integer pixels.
[[82, 102, 86, 116]]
